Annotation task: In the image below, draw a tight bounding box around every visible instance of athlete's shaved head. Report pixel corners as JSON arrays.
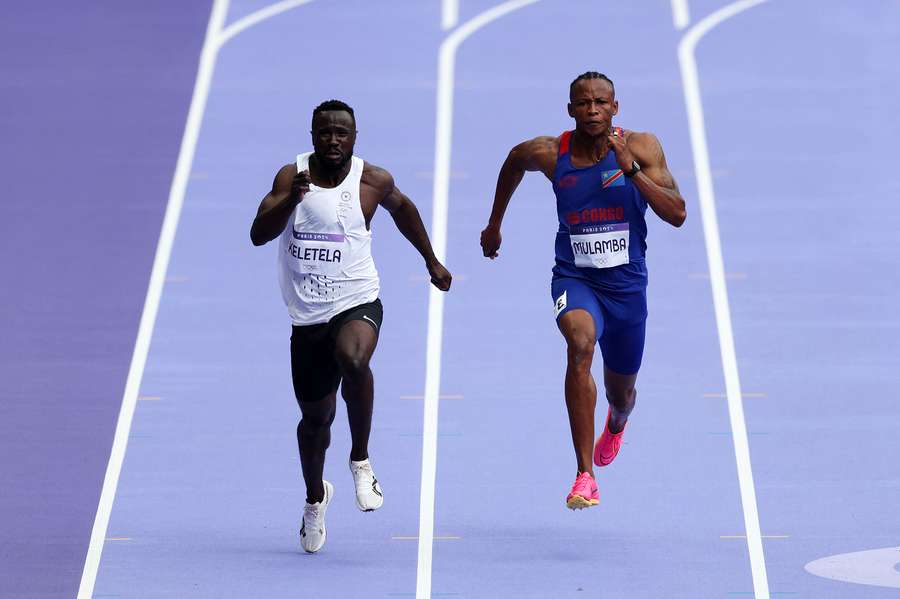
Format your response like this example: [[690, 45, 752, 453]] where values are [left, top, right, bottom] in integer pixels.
[[569, 72, 614, 100], [312, 99, 356, 126]]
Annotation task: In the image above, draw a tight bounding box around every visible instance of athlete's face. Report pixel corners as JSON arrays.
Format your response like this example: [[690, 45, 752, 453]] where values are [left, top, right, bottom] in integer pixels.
[[568, 79, 618, 137], [311, 110, 357, 169]]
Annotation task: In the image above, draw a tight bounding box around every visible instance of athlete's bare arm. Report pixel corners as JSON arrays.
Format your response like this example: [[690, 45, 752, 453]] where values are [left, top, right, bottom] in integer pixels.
[[250, 164, 310, 246], [480, 136, 559, 259], [362, 163, 452, 291], [608, 131, 686, 227]]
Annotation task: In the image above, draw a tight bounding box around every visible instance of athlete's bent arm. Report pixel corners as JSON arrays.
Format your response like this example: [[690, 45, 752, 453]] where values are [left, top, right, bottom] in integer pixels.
[[250, 164, 309, 246], [481, 136, 557, 258], [368, 166, 452, 291], [609, 132, 686, 227]]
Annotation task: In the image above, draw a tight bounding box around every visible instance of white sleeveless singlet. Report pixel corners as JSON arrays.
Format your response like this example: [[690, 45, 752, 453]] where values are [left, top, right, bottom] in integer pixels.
[[278, 153, 380, 325]]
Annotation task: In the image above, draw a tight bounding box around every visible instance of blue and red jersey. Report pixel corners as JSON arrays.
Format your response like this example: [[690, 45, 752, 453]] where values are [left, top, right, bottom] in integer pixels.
[[552, 129, 649, 293]]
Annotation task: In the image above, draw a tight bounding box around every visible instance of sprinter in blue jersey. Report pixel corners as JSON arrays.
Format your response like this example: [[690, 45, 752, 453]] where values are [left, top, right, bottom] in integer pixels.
[[480, 72, 686, 509]]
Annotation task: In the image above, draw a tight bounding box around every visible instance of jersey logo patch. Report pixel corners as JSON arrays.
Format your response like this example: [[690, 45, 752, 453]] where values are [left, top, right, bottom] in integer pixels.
[[362, 315, 379, 331], [554, 291, 567, 318], [601, 169, 625, 188], [557, 174, 579, 189]]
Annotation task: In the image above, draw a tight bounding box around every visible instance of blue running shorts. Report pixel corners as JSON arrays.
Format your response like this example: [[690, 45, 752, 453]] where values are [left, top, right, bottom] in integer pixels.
[[551, 275, 647, 375]]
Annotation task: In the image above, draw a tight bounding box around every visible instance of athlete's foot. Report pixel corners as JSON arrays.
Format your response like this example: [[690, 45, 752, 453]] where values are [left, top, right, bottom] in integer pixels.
[[566, 471, 599, 510], [349, 458, 383, 511], [593, 407, 626, 467], [300, 480, 333, 553]]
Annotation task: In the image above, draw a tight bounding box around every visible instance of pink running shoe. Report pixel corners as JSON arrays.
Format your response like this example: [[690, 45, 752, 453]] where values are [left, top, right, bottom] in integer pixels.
[[566, 472, 599, 510], [593, 407, 626, 467]]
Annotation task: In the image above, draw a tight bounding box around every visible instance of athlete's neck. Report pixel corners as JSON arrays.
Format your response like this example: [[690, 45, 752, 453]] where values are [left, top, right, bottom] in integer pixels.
[[571, 128, 610, 164], [309, 154, 352, 188]]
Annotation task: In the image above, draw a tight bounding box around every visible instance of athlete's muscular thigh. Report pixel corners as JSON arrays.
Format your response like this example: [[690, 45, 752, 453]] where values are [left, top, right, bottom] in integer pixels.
[[334, 320, 378, 374], [558, 309, 597, 365]]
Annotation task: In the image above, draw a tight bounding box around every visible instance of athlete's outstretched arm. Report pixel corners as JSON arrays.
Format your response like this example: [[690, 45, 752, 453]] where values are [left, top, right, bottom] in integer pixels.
[[250, 164, 310, 246], [608, 132, 686, 227], [481, 136, 557, 259], [369, 166, 452, 291]]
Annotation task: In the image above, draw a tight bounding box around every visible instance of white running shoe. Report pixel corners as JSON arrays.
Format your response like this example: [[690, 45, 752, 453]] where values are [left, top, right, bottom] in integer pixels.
[[349, 458, 383, 511], [300, 480, 333, 553]]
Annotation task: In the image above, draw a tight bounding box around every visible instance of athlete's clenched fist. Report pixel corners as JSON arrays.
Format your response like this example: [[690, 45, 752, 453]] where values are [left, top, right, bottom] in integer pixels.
[[607, 131, 637, 173], [480, 224, 502, 259], [290, 170, 311, 204]]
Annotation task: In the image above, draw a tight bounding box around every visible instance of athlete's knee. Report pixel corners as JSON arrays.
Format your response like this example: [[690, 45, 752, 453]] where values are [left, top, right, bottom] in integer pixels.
[[565, 334, 595, 367], [299, 404, 336, 431], [335, 348, 371, 379], [606, 385, 636, 408]]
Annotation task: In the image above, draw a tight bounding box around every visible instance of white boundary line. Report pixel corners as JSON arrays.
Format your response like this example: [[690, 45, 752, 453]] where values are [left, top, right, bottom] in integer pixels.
[[76, 1, 327, 596], [76, 1, 229, 595], [442, 0, 459, 30], [76, 2, 229, 594], [675, 1, 770, 597], [417, 3, 540, 597], [671, 0, 691, 29], [217, 0, 316, 47]]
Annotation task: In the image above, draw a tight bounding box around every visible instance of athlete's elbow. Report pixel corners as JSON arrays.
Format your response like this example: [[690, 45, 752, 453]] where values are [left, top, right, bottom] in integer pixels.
[[671, 208, 687, 228], [250, 224, 267, 246]]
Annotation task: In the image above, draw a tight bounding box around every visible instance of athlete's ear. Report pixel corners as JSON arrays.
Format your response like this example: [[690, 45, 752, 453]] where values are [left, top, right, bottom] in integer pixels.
[[567, 102, 575, 118], [612, 100, 619, 116]]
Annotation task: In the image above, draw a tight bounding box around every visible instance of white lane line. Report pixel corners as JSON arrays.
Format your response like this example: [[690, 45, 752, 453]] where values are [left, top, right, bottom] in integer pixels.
[[675, 1, 770, 598], [217, 0, 317, 47], [76, 2, 231, 597], [78, 1, 328, 596], [671, 0, 691, 29], [442, 0, 459, 30], [419, 2, 540, 597]]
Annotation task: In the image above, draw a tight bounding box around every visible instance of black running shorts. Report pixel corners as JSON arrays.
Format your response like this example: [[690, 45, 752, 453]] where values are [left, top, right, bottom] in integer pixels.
[[290, 298, 383, 403]]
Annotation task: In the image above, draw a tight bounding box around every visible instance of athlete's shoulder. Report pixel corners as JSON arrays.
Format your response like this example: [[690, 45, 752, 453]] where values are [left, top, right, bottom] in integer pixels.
[[272, 162, 298, 191], [620, 128, 659, 148], [511, 135, 560, 161], [517, 135, 560, 154], [620, 129, 666, 164], [361, 161, 394, 193]]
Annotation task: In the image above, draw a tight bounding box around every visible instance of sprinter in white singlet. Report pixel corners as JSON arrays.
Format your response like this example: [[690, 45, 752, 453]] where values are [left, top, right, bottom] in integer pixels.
[[251, 100, 451, 553]]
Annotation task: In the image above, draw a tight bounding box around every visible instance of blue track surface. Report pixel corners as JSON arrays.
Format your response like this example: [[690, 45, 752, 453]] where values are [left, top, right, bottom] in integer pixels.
[[5, 1, 900, 598], [0, 3, 210, 597]]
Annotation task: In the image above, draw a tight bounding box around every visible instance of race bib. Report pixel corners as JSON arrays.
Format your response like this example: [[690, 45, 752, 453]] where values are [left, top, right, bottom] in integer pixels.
[[570, 223, 629, 269], [286, 231, 346, 275]]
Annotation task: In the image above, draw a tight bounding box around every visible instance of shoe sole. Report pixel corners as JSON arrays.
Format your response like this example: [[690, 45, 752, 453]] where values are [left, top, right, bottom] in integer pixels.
[[356, 499, 383, 512], [566, 495, 599, 510]]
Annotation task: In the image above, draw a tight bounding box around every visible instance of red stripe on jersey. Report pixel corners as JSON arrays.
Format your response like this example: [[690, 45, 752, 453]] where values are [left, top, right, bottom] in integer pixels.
[[558, 130, 572, 156]]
